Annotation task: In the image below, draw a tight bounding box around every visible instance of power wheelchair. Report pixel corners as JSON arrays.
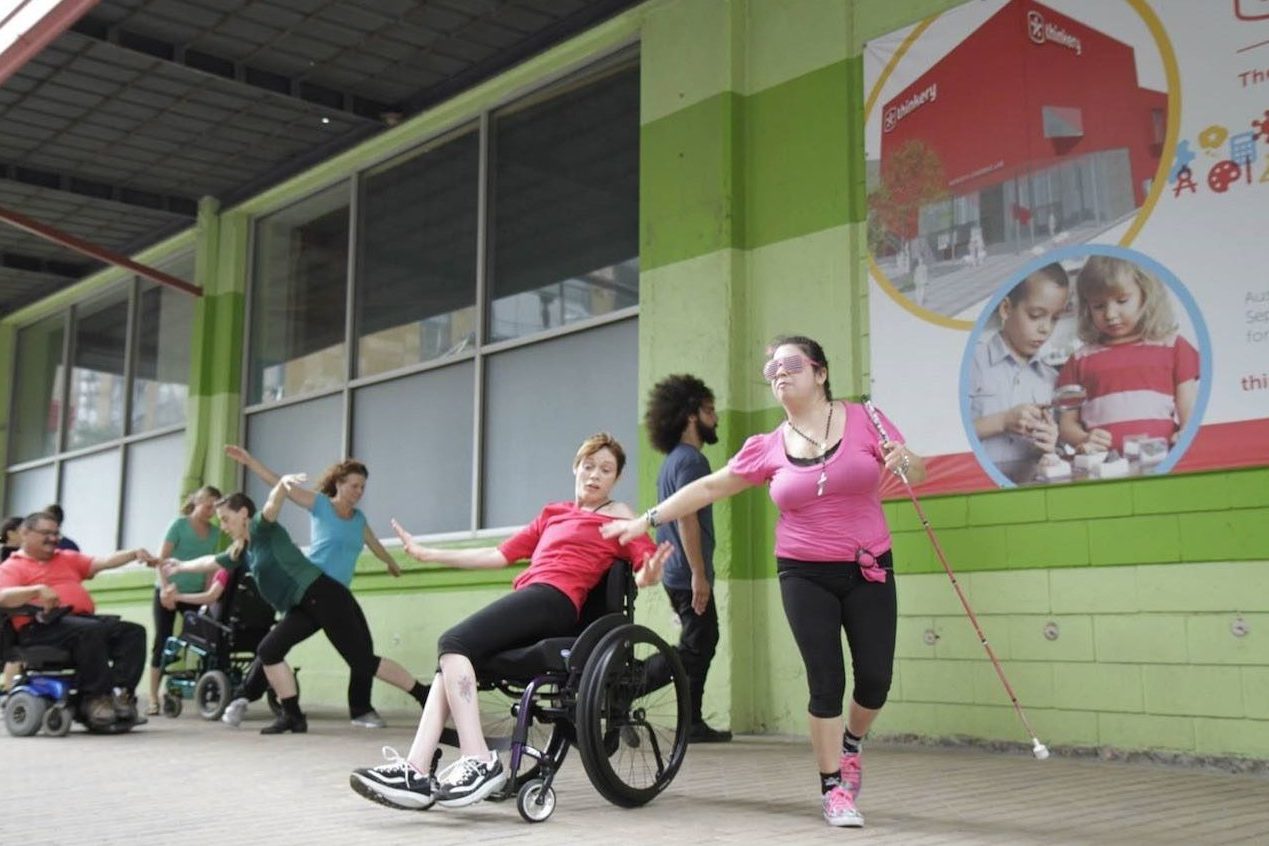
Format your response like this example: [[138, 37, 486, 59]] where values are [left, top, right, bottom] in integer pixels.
[[158, 568, 290, 720], [463, 560, 691, 822], [1, 605, 139, 736]]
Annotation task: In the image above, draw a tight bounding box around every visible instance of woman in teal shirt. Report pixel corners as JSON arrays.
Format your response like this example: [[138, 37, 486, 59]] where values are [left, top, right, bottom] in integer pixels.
[[147, 485, 222, 715], [167, 474, 427, 734], [224, 446, 400, 585]]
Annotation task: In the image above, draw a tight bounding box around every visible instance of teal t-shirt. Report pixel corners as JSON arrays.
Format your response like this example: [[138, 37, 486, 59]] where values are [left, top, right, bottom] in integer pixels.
[[162, 516, 223, 593], [308, 494, 367, 586], [215, 515, 321, 613]]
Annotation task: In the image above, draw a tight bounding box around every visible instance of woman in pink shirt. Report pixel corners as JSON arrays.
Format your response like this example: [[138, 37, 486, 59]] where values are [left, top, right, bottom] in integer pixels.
[[349, 433, 671, 814], [605, 335, 926, 829]]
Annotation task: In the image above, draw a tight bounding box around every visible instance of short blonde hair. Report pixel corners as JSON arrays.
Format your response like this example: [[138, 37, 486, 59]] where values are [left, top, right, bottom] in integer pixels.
[[573, 432, 626, 475], [1075, 255, 1177, 344]]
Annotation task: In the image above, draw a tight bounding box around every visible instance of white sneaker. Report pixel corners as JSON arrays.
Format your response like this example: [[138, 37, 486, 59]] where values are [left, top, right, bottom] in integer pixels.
[[351, 709, 387, 729], [435, 753, 507, 807], [222, 697, 249, 727]]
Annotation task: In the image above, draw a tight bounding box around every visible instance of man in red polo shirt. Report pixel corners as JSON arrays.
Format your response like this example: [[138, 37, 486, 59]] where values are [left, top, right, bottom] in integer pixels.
[[0, 511, 154, 726]]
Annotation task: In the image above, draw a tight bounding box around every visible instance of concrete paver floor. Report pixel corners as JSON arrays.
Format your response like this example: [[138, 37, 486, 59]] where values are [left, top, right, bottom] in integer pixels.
[[3, 709, 1265, 845]]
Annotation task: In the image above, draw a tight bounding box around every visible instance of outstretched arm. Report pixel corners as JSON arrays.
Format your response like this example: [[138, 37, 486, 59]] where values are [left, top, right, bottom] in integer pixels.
[[363, 525, 402, 577], [225, 445, 317, 511], [390, 519, 509, 569], [163, 553, 224, 577], [88, 547, 154, 576], [262, 473, 305, 523], [601, 466, 753, 545], [163, 580, 226, 608]]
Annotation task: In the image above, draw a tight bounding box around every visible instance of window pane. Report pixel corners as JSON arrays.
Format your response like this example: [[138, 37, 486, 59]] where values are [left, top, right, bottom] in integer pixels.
[[250, 183, 350, 405], [122, 431, 186, 549], [357, 131, 479, 378], [4, 465, 57, 519], [489, 64, 640, 342], [243, 393, 343, 546], [9, 314, 65, 463], [66, 290, 129, 451], [133, 257, 195, 432], [482, 319, 638, 528], [60, 448, 122, 552], [352, 361, 474, 536]]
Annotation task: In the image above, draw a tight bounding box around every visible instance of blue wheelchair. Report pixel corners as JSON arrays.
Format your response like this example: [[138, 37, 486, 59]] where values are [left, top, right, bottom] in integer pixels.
[[1, 606, 137, 736]]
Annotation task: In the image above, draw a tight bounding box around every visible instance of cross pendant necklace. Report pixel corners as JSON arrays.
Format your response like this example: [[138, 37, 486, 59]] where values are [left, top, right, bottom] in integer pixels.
[[786, 401, 834, 496]]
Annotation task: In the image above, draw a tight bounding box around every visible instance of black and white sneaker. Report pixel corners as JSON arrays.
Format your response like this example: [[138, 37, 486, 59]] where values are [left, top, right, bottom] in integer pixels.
[[350, 746, 438, 811], [435, 753, 507, 807]]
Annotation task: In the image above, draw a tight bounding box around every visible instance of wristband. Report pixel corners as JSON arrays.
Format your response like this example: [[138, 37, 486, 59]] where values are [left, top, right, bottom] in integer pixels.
[[644, 507, 660, 529]]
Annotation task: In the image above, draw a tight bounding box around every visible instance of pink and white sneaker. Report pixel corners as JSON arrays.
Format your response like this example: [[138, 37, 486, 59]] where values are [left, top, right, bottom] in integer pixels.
[[840, 751, 862, 800], [822, 785, 864, 827]]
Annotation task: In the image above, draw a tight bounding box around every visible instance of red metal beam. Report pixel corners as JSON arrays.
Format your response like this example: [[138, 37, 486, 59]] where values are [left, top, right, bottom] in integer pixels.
[[0, 205, 201, 297], [0, 0, 100, 89]]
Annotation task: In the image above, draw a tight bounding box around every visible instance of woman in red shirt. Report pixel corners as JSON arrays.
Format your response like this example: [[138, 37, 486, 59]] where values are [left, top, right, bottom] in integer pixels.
[[349, 433, 670, 814]]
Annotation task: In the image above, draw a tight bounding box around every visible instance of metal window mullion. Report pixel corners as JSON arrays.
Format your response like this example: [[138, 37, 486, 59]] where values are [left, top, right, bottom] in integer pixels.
[[470, 110, 492, 533], [342, 174, 360, 459], [116, 276, 139, 548]]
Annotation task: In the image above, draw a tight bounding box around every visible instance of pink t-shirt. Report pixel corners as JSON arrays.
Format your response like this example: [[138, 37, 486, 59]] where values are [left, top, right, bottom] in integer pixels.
[[499, 502, 657, 615], [728, 402, 901, 562]]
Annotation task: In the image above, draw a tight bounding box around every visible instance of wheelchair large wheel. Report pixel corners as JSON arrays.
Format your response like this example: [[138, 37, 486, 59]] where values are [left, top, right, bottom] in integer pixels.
[[575, 623, 690, 808], [4, 691, 48, 737], [195, 670, 231, 720], [476, 683, 569, 789]]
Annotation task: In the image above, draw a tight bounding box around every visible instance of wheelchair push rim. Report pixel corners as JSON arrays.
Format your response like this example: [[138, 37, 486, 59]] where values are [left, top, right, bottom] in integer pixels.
[[575, 622, 691, 808]]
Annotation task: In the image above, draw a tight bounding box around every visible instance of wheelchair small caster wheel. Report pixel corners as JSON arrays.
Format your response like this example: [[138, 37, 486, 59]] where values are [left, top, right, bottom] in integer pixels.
[[162, 693, 183, 718], [42, 704, 72, 737], [516, 779, 556, 823]]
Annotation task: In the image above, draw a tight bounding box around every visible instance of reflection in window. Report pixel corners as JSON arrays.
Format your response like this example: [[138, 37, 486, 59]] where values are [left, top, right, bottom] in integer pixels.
[[9, 314, 65, 463], [66, 291, 129, 451], [357, 130, 479, 378], [249, 183, 350, 405], [488, 63, 640, 342], [133, 261, 195, 432]]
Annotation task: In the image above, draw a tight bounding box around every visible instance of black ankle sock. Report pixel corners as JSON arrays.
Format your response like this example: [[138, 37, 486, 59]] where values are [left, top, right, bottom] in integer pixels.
[[842, 729, 863, 755], [410, 681, 430, 706], [281, 695, 303, 718], [820, 771, 842, 795]]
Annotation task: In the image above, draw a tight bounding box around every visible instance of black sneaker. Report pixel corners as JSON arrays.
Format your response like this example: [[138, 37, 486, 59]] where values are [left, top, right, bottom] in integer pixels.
[[260, 711, 307, 734], [350, 747, 438, 810], [688, 722, 733, 743], [435, 753, 507, 807]]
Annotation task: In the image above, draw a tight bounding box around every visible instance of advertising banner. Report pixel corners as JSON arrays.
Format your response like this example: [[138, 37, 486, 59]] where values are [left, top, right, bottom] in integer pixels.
[[864, 0, 1269, 494]]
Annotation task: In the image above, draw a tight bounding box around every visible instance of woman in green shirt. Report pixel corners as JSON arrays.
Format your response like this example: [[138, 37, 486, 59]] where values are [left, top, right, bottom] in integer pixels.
[[147, 485, 222, 714], [166, 473, 426, 734]]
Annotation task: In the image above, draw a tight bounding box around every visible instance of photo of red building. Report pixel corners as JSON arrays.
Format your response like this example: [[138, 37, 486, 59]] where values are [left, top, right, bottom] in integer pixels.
[[869, 0, 1167, 318]]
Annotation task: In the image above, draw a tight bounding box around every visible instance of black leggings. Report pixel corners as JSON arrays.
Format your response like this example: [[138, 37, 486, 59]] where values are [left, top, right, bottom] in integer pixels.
[[778, 553, 897, 717], [255, 574, 382, 717], [150, 588, 200, 668], [437, 584, 577, 663]]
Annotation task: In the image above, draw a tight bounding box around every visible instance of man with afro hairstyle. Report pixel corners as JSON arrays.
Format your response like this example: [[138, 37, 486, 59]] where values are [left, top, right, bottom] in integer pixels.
[[644, 374, 731, 743]]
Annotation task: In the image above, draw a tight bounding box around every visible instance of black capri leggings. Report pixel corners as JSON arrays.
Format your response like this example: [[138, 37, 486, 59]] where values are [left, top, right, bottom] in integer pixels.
[[255, 574, 383, 717], [777, 552, 898, 717], [437, 583, 577, 663], [150, 588, 201, 668]]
